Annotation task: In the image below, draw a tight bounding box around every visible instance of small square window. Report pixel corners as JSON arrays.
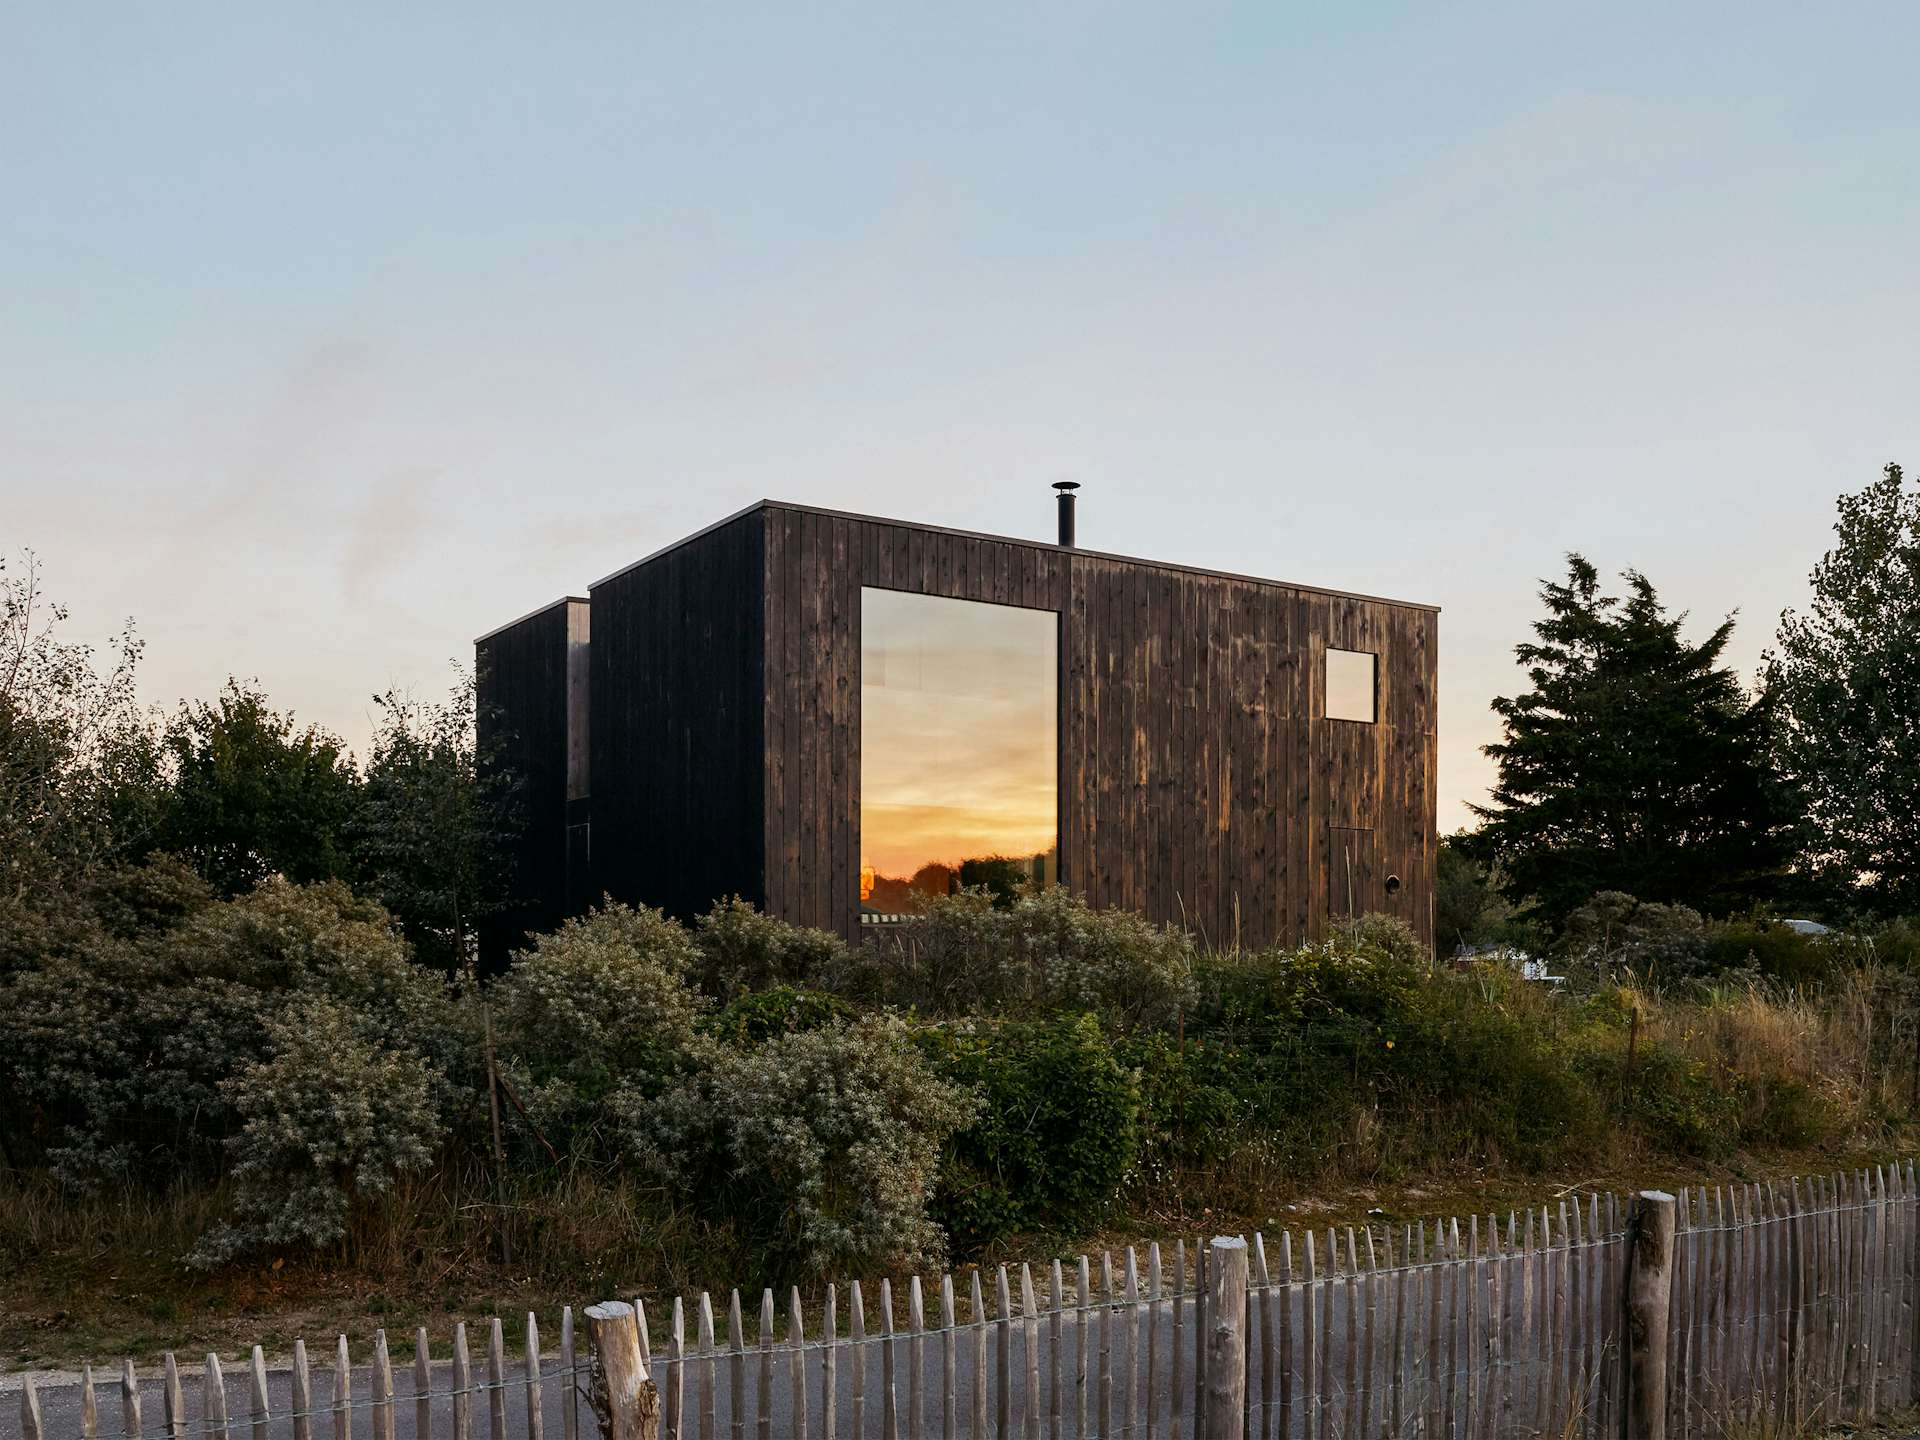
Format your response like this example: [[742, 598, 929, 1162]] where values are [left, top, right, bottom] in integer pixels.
[[1326, 648, 1377, 723]]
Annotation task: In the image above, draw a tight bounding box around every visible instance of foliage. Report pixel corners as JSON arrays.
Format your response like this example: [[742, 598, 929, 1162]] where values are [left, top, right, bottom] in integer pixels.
[[1329, 911, 1427, 968], [1434, 832, 1537, 956], [701, 984, 853, 1046], [691, 896, 850, 998], [847, 886, 1197, 1029], [1557, 892, 1709, 980], [158, 680, 360, 896], [491, 901, 706, 1148], [955, 856, 1031, 907], [192, 997, 445, 1264], [0, 876, 453, 1194], [919, 1014, 1140, 1248], [1767, 461, 1920, 913], [1472, 556, 1802, 930], [624, 1017, 975, 1283], [1699, 919, 1832, 986], [0, 550, 161, 907], [350, 675, 519, 974]]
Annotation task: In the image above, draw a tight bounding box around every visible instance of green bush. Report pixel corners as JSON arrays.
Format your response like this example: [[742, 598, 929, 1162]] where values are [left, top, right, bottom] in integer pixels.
[[921, 1013, 1140, 1248], [1597, 1043, 1743, 1159], [494, 901, 704, 1082], [850, 887, 1196, 1029], [0, 877, 453, 1191], [702, 984, 853, 1046], [1120, 1032, 1260, 1170], [692, 896, 851, 998], [492, 900, 707, 1152], [1700, 920, 1829, 985], [194, 996, 445, 1264], [1559, 892, 1709, 980], [625, 1017, 975, 1283]]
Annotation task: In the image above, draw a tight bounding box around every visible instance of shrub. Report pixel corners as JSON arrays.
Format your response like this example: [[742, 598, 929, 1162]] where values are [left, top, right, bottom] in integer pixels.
[[167, 878, 451, 1056], [702, 985, 853, 1047], [194, 997, 445, 1264], [1121, 1031, 1259, 1171], [1559, 892, 1708, 980], [692, 896, 851, 998], [1330, 912, 1428, 968], [921, 1013, 1140, 1248], [494, 900, 704, 1081], [851, 887, 1196, 1029], [0, 877, 453, 1190], [624, 1017, 975, 1282], [1193, 938, 1425, 1035], [1700, 920, 1829, 985]]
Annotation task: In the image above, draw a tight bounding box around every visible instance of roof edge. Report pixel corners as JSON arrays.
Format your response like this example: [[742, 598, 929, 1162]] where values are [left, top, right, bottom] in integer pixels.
[[474, 595, 589, 647], [581, 497, 1441, 615]]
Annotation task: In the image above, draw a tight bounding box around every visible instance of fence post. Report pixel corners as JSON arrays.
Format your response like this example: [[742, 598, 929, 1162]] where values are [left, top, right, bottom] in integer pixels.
[[586, 1301, 661, 1440], [1206, 1235, 1249, 1440], [1624, 1190, 1678, 1440]]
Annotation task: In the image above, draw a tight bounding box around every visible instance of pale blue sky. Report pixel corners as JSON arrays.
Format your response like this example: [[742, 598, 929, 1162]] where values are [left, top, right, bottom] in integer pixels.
[[5, 3, 1917, 827]]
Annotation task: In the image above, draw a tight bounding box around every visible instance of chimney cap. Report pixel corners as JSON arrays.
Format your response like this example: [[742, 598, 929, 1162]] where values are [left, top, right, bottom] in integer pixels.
[[1052, 481, 1081, 493]]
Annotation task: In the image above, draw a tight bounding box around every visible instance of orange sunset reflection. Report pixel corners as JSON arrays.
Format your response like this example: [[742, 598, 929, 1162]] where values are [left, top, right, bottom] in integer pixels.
[[859, 588, 1059, 915]]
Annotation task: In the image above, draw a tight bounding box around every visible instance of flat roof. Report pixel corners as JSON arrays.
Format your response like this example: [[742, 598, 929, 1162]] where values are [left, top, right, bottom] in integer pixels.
[[474, 595, 588, 647], [587, 499, 1440, 614]]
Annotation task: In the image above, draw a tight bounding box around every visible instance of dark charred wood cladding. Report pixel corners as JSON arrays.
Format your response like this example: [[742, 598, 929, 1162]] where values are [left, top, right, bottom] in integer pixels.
[[758, 505, 1438, 949], [588, 508, 766, 921], [476, 597, 589, 970], [482, 500, 1438, 954]]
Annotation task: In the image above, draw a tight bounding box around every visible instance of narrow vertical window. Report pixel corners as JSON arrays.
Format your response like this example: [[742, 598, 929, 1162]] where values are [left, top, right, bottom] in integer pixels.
[[1326, 648, 1377, 723], [859, 589, 1058, 919]]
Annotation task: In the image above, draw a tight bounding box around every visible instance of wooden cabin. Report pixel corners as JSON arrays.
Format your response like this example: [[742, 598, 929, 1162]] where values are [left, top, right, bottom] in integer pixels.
[[477, 495, 1438, 964]]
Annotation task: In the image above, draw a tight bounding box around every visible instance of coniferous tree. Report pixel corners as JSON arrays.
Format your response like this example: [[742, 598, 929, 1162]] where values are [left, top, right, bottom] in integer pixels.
[[1765, 462, 1920, 912], [1471, 556, 1799, 928]]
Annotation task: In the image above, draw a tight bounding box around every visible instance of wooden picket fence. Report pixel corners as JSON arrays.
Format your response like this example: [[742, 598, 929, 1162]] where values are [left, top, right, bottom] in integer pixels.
[[17, 1162, 1920, 1440]]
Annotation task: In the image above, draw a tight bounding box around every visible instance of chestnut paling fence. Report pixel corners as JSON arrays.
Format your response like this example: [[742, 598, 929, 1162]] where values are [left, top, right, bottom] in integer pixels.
[[16, 1162, 1920, 1440]]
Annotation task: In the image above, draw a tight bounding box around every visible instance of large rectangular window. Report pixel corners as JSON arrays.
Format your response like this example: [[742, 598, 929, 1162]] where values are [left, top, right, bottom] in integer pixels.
[[859, 589, 1059, 919]]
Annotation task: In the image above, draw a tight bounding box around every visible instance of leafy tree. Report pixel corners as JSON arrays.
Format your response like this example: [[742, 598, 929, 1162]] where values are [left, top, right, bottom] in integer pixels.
[[1471, 556, 1800, 929], [1434, 832, 1515, 955], [158, 680, 359, 896], [1765, 462, 1920, 912], [0, 550, 163, 904], [350, 674, 518, 973]]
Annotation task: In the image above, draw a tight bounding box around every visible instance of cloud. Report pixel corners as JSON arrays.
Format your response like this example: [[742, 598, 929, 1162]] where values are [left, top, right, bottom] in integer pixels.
[[343, 468, 437, 594]]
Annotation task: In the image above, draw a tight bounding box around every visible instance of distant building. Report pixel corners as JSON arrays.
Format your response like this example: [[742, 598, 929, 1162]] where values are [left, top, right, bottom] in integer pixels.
[[477, 492, 1439, 964]]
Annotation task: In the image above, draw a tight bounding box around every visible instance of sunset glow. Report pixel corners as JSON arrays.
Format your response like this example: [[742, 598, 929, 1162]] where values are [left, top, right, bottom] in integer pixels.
[[859, 589, 1058, 911]]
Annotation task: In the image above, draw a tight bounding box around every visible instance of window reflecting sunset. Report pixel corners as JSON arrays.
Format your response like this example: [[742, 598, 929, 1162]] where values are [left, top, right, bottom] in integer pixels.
[[859, 589, 1059, 918]]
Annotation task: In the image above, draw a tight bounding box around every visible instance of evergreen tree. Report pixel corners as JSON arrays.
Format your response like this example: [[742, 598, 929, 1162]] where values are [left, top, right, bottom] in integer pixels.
[[1471, 556, 1799, 928], [1765, 462, 1920, 912]]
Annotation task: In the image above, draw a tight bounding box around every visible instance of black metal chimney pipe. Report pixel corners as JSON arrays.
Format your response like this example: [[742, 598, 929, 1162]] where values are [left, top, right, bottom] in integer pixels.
[[1053, 481, 1080, 547]]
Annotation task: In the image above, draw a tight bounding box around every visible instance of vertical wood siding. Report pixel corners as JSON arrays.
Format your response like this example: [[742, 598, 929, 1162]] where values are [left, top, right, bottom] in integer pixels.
[[477, 598, 589, 969], [758, 505, 1438, 949], [587, 510, 766, 920]]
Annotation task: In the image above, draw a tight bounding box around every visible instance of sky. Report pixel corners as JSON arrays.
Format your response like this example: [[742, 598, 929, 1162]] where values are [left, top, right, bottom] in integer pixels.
[[5, 2, 1917, 829]]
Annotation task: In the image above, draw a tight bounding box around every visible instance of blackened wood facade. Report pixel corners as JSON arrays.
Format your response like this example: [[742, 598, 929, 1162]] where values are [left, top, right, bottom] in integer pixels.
[[476, 596, 589, 967], [479, 500, 1439, 956]]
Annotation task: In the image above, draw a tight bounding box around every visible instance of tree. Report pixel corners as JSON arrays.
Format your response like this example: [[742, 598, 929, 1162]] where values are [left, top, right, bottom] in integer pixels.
[[0, 550, 163, 906], [1471, 556, 1800, 929], [1766, 462, 1920, 912], [350, 673, 519, 974], [159, 680, 359, 895], [1433, 832, 1528, 955]]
